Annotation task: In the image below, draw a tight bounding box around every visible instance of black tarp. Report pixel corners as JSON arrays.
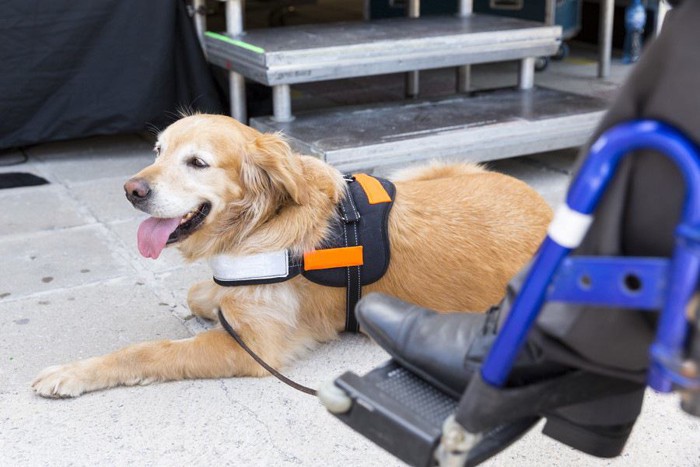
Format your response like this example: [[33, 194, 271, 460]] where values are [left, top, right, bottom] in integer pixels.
[[0, 0, 225, 150]]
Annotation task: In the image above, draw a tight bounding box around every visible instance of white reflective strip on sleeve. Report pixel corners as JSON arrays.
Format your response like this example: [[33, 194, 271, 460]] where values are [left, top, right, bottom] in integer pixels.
[[547, 204, 594, 249], [209, 250, 290, 281]]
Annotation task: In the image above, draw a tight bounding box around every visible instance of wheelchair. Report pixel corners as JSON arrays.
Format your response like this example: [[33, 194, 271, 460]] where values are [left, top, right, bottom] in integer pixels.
[[318, 120, 700, 466]]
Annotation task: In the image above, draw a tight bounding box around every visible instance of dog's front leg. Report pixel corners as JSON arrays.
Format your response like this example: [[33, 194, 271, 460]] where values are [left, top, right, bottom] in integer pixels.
[[187, 280, 220, 321], [31, 319, 292, 398]]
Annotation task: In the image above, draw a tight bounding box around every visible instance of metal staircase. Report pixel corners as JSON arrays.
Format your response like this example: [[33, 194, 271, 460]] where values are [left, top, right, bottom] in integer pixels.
[[202, 1, 609, 170]]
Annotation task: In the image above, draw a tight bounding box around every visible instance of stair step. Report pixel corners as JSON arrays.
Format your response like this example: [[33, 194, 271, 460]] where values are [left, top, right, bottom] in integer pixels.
[[250, 87, 608, 171], [205, 15, 561, 85]]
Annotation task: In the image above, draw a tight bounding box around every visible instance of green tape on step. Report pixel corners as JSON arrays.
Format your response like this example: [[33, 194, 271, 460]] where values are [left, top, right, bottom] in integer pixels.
[[205, 32, 265, 54]]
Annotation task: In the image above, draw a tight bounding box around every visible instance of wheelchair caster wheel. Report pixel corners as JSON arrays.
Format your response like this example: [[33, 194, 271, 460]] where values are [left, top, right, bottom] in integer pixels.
[[553, 43, 569, 61], [535, 56, 550, 72], [318, 379, 352, 414]]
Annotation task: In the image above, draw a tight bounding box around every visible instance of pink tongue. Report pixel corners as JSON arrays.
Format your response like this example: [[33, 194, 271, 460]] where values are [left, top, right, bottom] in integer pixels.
[[137, 217, 182, 259]]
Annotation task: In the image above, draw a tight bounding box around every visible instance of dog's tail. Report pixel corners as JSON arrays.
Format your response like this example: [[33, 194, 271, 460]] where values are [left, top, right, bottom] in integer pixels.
[[389, 160, 486, 183]]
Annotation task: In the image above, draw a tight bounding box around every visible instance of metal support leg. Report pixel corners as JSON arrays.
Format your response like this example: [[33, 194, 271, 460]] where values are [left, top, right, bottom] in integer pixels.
[[225, 0, 247, 122], [544, 0, 555, 26], [406, 72, 420, 98], [598, 0, 614, 79], [518, 57, 535, 90], [272, 85, 294, 122], [405, 0, 420, 98], [192, 0, 207, 55], [457, 67, 471, 94], [230, 72, 247, 122], [456, 0, 472, 94], [457, 0, 473, 16]]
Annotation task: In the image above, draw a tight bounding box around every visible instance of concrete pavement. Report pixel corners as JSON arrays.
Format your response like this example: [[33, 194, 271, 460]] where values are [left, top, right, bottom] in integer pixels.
[[1, 58, 699, 466]]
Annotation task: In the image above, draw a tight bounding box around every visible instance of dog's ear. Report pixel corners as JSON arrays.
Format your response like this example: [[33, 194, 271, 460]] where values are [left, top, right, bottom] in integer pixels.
[[243, 133, 309, 205]]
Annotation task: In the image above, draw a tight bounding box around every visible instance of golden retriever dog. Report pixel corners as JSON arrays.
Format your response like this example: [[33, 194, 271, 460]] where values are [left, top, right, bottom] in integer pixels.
[[32, 114, 552, 398]]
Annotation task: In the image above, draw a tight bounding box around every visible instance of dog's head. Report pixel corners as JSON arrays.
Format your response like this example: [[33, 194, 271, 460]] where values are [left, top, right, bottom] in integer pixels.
[[125, 114, 310, 260]]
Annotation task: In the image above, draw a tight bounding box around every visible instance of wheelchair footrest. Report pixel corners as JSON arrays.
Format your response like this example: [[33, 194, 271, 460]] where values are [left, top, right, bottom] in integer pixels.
[[326, 360, 457, 467], [322, 360, 541, 466]]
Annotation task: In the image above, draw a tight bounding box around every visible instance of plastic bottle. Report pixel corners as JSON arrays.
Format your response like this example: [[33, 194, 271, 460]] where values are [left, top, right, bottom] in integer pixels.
[[623, 0, 647, 64]]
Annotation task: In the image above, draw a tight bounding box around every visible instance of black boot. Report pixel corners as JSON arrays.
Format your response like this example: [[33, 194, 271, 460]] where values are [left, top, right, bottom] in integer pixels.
[[356, 293, 567, 395], [356, 293, 492, 397]]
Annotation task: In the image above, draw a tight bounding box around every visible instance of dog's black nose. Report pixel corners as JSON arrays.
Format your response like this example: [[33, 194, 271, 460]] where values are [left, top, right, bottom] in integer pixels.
[[124, 178, 151, 202]]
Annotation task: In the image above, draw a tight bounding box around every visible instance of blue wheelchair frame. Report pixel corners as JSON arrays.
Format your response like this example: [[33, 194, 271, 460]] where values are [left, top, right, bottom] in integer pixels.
[[481, 120, 700, 394]]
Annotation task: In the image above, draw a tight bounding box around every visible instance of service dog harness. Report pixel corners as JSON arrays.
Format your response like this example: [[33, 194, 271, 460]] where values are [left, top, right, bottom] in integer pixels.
[[213, 174, 395, 330], [215, 174, 395, 395]]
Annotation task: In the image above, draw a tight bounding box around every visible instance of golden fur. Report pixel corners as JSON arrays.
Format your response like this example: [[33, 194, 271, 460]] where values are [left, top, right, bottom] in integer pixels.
[[32, 114, 552, 398]]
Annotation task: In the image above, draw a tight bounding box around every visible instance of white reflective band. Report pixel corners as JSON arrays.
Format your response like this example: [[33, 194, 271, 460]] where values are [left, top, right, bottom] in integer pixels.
[[209, 250, 290, 282], [547, 204, 594, 249]]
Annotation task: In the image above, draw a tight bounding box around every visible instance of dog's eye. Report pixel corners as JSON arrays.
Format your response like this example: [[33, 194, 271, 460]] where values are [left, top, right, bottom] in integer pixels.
[[153, 145, 161, 158], [188, 157, 209, 169]]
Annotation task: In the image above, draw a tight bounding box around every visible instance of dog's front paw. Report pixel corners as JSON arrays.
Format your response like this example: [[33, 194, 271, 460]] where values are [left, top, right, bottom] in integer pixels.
[[31, 362, 94, 398]]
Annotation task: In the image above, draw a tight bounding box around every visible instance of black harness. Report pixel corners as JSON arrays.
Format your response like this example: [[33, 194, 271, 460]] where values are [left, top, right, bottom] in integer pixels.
[[214, 175, 395, 333]]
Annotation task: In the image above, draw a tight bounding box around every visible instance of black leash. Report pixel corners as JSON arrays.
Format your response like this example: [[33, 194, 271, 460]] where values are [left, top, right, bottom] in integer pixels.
[[217, 309, 317, 396]]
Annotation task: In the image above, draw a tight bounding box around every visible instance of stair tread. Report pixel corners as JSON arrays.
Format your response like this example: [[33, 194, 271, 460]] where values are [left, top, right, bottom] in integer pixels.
[[251, 87, 608, 170], [205, 15, 561, 85]]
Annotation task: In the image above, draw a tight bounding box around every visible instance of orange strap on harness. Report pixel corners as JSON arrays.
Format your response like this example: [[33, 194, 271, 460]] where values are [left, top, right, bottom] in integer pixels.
[[304, 246, 364, 271], [353, 173, 392, 204]]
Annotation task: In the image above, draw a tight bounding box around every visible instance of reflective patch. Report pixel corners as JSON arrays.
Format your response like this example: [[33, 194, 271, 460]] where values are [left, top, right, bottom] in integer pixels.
[[210, 250, 289, 282]]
